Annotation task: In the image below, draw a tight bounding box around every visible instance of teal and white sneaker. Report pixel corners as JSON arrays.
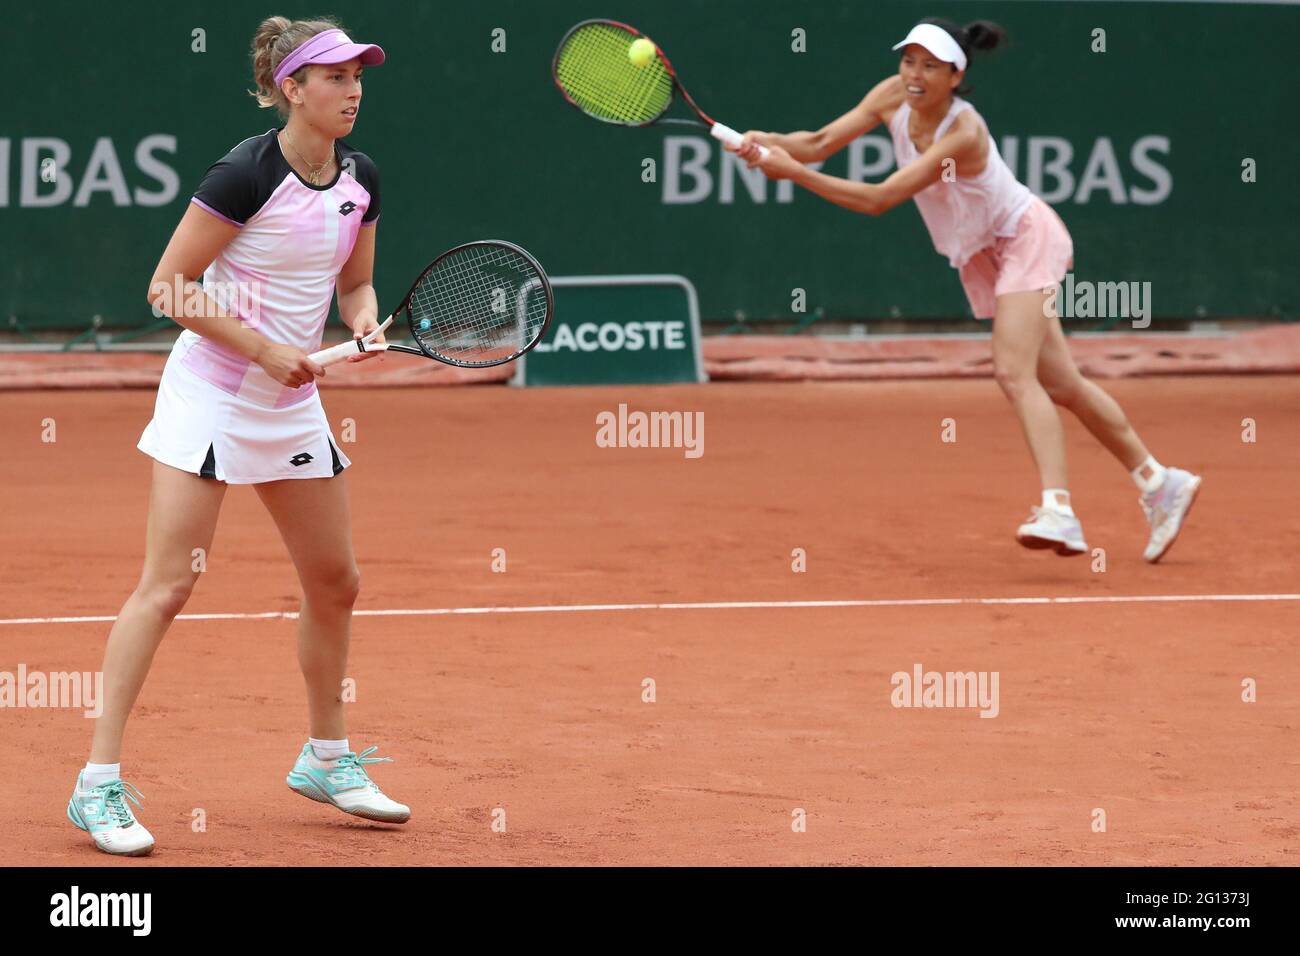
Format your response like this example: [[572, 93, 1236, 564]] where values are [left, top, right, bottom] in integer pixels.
[[67, 772, 155, 856], [286, 744, 411, 823]]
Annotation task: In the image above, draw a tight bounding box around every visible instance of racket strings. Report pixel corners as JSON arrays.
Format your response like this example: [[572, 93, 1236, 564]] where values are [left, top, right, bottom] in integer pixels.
[[555, 23, 673, 124], [409, 245, 549, 367]]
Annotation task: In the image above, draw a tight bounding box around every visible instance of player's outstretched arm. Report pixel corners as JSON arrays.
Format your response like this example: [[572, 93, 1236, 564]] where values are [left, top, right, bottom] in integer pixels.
[[749, 113, 981, 217], [735, 76, 903, 164]]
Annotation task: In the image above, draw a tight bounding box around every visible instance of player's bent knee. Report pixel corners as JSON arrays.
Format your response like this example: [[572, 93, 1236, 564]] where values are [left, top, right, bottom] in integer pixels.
[[137, 578, 198, 620], [1044, 378, 1082, 407], [993, 366, 1035, 400]]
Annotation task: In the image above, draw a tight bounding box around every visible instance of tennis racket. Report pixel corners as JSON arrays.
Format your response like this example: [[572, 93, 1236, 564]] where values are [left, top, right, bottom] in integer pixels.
[[552, 19, 769, 158], [310, 240, 553, 369]]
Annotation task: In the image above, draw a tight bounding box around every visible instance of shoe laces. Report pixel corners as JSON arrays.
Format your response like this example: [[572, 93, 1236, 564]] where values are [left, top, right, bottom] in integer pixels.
[[331, 746, 393, 791], [93, 780, 144, 827]]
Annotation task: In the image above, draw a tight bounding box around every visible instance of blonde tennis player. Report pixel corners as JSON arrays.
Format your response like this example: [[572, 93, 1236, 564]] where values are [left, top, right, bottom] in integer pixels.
[[735, 17, 1201, 561], [67, 16, 409, 856]]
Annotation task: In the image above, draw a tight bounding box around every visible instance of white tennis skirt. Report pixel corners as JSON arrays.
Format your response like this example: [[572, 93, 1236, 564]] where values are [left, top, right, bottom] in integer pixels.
[[137, 334, 352, 484]]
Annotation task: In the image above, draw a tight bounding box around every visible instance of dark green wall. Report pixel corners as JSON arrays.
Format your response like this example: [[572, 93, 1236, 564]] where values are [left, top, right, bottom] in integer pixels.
[[4, 0, 1296, 329]]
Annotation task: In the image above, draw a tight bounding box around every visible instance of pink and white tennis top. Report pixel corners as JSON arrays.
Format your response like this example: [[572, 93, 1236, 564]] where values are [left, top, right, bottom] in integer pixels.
[[889, 97, 1031, 269], [181, 128, 380, 408]]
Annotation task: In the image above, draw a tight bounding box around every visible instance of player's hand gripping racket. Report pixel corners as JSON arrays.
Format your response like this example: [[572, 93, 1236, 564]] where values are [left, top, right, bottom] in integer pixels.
[[310, 240, 553, 369], [552, 19, 768, 158]]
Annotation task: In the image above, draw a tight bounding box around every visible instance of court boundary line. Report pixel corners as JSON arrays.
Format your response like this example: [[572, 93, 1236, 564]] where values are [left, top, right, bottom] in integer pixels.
[[3, 592, 1298, 626]]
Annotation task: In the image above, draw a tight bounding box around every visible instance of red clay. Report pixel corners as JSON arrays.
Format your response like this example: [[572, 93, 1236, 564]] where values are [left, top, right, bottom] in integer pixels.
[[2, 376, 1297, 865]]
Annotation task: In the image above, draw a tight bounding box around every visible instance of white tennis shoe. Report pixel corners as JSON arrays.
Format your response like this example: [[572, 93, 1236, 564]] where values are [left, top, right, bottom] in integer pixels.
[[1016, 506, 1088, 556], [1140, 467, 1203, 563]]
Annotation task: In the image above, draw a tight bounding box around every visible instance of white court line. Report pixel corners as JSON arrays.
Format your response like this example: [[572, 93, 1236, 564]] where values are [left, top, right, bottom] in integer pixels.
[[2, 593, 1298, 627]]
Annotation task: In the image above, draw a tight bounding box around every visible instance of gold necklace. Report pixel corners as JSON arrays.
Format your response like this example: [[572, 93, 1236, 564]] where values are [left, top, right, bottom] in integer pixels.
[[282, 130, 333, 185]]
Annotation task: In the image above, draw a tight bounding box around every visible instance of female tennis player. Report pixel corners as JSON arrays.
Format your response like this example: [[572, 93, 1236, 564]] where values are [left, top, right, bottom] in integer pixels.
[[734, 18, 1201, 562], [66, 16, 409, 856]]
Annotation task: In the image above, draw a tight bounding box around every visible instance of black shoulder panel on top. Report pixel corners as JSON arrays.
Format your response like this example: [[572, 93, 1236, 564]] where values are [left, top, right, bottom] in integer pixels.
[[190, 129, 285, 226]]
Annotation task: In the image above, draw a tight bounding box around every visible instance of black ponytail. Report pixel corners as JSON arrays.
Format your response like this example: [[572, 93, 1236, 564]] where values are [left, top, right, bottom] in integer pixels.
[[962, 20, 1007, 54], [914, 16, 1008, 95]]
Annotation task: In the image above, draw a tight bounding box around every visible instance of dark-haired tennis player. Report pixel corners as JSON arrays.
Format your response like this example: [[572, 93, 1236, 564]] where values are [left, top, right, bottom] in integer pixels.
[[67, 16, 409, 856], [736, 18, 1201, 562]]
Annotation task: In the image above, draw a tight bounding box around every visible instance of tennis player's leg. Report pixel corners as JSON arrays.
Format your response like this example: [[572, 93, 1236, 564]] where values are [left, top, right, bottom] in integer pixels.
[[1036, 310, 1203, 562], [254, 473, 359, 741], [992, 290, 1086, 554], [90, 461, 227, 762], [1035, 311, 1149, 470], [72, 460, 226, 855], [254, 473, 410, 822]]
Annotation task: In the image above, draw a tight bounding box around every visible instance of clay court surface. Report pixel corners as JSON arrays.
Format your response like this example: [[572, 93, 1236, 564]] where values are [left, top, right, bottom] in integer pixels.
[[2, 375, 1297, 866]]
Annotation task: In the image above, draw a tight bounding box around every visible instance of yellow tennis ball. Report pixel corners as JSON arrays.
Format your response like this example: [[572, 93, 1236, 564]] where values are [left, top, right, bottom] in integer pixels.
[[628, 37, 655, 68]]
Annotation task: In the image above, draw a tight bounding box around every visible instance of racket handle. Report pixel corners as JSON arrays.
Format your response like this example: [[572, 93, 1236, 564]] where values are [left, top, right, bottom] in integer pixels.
[[711, 122, 770, 159], [308, 315, 394, 368]]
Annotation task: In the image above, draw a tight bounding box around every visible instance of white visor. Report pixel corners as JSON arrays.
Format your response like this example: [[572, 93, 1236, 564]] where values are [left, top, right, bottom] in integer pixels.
[[892, 23, 967, 72]]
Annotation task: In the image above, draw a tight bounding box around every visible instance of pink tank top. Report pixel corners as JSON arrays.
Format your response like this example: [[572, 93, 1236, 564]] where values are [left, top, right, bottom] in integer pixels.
[[888, 97, 1032, 268]]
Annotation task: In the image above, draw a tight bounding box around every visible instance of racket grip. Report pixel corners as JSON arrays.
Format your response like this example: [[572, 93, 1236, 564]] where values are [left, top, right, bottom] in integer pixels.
[[308, 315, 394, 368], [310, 339, 369, 367], [711, 123, 771, 159]]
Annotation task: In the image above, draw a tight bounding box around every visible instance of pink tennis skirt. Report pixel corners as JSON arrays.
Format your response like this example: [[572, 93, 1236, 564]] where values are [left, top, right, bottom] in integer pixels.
[[958, 195, 1074, 320]]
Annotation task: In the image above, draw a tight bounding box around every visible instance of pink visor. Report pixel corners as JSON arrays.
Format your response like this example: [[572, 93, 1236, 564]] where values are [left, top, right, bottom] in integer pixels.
[[273, 29, 385, 87]]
